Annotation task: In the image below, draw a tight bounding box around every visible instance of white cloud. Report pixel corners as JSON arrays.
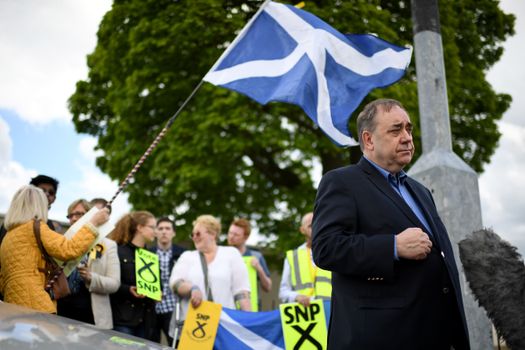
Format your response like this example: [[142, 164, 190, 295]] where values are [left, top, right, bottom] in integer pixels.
[[479, 122, 525, 255], [0, 116, 11, 164], [78, 137, 103, 160], [0, 0, 111, 124], [486, 0, 525, 127], [0, 0, 129, 226], [0, 116, 37, 211], [479, 0, 525, 256]]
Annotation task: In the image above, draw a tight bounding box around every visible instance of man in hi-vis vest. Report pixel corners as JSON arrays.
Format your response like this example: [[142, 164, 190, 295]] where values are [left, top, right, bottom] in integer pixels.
[[227, 218, 272, 311], [279, 212, 331, 306]]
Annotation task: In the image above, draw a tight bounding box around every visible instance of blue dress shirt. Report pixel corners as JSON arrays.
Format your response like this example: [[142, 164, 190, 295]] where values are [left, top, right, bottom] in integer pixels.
[[363, 157, 433, 259]]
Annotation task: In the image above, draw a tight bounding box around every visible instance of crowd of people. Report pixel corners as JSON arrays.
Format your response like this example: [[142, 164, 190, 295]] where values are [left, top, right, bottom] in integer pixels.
[[0, 174, 328, 345], [0, 99, 472, 349]]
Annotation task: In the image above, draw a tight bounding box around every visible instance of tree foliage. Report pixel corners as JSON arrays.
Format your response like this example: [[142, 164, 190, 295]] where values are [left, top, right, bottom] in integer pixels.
[[69, 0, 514, 253]]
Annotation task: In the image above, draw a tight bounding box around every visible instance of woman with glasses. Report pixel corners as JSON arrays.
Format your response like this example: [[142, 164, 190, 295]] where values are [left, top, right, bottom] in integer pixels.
[[168, 215, 250, 337], [109, 211, 157, 340], [0, 186, 109, 313], [57, 199, 120, 329]]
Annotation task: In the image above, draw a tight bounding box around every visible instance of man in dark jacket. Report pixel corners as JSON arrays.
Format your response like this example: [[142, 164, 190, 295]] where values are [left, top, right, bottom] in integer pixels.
[[312, 99, 469, 350], [150, 217, 185, 345]]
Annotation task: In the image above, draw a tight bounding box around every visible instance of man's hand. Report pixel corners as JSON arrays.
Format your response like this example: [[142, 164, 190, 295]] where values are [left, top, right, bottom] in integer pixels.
[[396, 228, 432, 260], [295, 294, 311, 307]]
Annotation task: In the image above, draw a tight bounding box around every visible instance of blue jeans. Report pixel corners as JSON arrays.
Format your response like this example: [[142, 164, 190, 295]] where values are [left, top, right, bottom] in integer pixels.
[[113, 324, 146, 339]]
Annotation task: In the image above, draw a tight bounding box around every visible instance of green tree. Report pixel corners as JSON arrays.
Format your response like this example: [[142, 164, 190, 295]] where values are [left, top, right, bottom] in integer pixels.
[[69, 0, 514, 254]]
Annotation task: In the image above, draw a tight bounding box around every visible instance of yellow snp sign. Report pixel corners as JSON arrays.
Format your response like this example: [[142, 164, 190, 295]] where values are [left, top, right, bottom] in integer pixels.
[[178, 301, 222, 350], [135, 248, 161, 301], [280, 299, 328, 350]]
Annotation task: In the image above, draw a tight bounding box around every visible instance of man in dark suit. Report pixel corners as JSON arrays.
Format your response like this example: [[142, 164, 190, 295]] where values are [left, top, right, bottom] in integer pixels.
[[312, 99, 470, 350]]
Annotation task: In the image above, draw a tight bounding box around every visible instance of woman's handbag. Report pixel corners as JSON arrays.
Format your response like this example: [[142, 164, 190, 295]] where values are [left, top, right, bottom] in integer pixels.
[[33, 219, 71, 300]]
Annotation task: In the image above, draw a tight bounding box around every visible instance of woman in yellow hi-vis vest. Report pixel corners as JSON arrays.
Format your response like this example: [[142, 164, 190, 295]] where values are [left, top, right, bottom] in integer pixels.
[[279, 212, 332, 306]]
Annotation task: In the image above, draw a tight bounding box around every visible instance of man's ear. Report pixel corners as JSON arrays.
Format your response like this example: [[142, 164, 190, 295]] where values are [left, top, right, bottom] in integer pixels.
[[362, 130, 374, 151]]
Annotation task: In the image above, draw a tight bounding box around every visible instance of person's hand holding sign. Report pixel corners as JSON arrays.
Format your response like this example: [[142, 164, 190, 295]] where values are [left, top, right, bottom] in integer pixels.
[[130, 286, 146, 299], [295, 294, 311, 307], [89, 207, 110, 226], [190, 285, 203, 308], [78, 265, 92, 283]]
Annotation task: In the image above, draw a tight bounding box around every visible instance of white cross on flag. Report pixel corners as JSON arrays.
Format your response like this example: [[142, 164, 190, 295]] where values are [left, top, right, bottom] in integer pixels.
[[204, 1, 412, 147]]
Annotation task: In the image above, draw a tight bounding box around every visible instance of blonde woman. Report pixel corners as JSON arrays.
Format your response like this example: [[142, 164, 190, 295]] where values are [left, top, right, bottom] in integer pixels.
[[169, 215, 250, 326], [109, 211, 157, 340], [0, 185, 109, 313]]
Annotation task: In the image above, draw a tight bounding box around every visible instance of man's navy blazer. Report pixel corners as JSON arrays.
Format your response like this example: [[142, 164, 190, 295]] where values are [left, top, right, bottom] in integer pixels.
[[312, 158, 469, 350]]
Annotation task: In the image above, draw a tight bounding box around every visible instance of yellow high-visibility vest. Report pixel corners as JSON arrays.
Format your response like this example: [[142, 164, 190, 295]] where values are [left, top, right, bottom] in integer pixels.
[[243, 256, 259, 311], [286, 247, 332, 300]]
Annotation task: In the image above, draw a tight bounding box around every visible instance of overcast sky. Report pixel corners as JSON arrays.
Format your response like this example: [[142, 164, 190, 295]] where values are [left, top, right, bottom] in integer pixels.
[[0, 0, 523, 254]]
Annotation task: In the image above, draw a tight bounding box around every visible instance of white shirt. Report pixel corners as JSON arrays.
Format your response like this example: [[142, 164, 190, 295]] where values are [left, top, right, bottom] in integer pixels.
[[279, 242, 317, 303], [169, 246, 250, 319]]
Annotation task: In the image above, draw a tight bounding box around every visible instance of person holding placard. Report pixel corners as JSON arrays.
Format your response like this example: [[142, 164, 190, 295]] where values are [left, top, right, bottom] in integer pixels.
[[109, 211, 157, 340], [279, 212, 332, 307], [150, 217, 185, 345], [57, 199, 120, 329], [0, 185, 109, 313], [168, 214, 250, 337]]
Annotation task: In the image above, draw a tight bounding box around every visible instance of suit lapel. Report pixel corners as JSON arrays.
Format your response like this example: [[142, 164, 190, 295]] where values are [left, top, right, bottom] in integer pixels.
[[404, 179, 443, 249], [358, 158, 425, 229]]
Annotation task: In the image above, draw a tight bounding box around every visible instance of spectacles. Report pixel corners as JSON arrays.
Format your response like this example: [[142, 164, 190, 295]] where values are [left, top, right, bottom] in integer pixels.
[[67, 211, 86, 219], [189, 231, 203, 239]]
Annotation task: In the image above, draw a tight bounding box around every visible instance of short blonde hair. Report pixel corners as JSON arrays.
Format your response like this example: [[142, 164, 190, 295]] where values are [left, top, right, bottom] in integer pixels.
[[193, 215, 221, 238], [67, 199, 92, 217], [4, 185, 48, 230]]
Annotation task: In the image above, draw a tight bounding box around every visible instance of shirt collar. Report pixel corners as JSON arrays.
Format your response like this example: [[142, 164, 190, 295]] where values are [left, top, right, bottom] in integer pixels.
[[363, 156, 407, 185]]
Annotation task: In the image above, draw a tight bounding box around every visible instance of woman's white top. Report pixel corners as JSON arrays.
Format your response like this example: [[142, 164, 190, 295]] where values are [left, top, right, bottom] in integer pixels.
[[169, 246, 250, 319]]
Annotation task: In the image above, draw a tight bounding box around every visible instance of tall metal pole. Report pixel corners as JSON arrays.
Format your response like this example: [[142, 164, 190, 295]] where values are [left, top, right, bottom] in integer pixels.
[[410, 1, 492, 348]]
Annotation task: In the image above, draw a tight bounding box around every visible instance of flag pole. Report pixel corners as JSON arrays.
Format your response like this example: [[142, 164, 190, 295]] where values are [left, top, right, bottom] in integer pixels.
[[106, 79, 203, 208], [106, 0, 272, 208]]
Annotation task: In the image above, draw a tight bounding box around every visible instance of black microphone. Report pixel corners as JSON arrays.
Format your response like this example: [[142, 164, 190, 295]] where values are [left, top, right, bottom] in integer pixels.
[[459, 228, 525, 349]]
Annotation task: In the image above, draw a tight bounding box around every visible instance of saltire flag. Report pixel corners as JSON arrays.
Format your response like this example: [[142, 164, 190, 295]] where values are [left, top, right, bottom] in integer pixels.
[[204, 1, 412, 147], [214, 301, 331, 350], [215, 308, 284, 350]]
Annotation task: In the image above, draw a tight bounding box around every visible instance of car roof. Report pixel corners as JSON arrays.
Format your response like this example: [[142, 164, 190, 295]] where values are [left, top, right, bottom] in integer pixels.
[[0, 301, 172, 349]]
